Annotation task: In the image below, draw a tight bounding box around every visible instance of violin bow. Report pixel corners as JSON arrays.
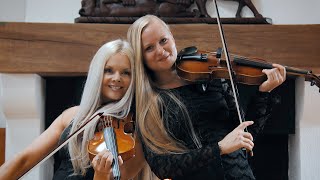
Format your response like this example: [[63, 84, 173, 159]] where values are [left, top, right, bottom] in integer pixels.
[[18, 112, 103, 179], [212, 0, 252, 155]]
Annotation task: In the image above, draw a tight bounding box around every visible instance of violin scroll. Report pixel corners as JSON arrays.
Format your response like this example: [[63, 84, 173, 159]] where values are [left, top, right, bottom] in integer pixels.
[[306, 73, 320, 92]]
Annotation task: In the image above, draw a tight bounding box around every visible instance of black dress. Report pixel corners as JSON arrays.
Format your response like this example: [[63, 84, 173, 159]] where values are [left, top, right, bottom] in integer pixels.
[[53, 124, 94, 180], [140, 79, 279, 180]]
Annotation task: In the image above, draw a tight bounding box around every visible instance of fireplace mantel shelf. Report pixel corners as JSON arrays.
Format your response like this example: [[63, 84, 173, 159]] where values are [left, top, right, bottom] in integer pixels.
[[0, 22, 320, 76]]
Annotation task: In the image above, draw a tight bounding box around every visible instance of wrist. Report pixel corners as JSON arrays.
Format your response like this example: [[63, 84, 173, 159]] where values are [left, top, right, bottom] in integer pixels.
[[218, 141, 223, 155], [259, 87, 272, 93], [94, 172, 111, 180]]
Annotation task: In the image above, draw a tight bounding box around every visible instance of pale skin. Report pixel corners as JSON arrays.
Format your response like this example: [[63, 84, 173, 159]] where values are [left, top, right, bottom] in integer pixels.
[[141, 20, 286, 155], [0, 53, 145, 180]]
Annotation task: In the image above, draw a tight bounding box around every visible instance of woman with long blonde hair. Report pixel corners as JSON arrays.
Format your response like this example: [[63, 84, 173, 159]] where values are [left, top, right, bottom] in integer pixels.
[[128, 15, 286, 180], [0, 39, 146, 180]]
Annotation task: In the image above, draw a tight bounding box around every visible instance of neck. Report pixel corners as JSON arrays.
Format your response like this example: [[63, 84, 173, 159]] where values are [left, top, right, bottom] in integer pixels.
[[154, 69, 187, 89]]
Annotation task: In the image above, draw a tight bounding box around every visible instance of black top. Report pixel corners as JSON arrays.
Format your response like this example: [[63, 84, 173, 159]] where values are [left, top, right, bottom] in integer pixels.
[[53, 124, 94, 180], [140, 79, 279, 180]]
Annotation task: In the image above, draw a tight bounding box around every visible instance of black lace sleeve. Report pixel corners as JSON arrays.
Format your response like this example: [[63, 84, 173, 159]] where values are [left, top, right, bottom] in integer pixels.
[[221, 80, 280, 139], [141, 142, 224, 179], [245, 91, 280, 138]]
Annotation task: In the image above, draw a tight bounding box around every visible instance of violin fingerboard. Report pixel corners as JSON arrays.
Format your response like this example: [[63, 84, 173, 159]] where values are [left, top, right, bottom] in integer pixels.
[[103, 127, 121, 179]]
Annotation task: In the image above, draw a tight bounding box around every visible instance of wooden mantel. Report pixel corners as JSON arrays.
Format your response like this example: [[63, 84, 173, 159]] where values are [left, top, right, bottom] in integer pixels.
[[0, 22, 320, 76]]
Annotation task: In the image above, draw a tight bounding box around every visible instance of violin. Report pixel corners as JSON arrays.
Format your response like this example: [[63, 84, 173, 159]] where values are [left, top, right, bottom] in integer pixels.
[[87, 113, 135, 179], [19, 112, 135, 179], [176, 46, 320, 90]]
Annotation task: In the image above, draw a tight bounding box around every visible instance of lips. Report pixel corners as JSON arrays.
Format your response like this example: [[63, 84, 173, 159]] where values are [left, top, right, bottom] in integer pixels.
[[109, 85, 122, 90]]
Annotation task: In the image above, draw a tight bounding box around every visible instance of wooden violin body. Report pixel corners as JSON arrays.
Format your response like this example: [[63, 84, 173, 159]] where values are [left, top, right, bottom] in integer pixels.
[[87, 113, 135, 161], [176, 46, 320, 90]]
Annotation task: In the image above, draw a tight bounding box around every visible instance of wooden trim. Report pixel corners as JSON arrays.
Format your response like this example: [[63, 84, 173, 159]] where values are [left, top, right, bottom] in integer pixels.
[[0, 128, 5, 166], [0, 22, 320, 75]]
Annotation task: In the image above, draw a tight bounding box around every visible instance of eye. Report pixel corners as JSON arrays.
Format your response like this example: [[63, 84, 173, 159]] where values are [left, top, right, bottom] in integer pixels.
[[160, 38, 168, 44], [104, 68, 112, 74], [145, 45, 154, 52], [122, 70, 131, 76]]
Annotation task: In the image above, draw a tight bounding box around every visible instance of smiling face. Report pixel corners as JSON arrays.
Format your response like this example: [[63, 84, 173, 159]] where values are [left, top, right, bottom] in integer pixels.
[[141, 21, 177, 74], [101, 53, 131, 103]]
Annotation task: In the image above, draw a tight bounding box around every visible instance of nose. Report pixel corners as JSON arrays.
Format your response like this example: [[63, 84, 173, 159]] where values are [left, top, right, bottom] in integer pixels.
[[156, 45, 165, 56], [112, 72, 121, 82]]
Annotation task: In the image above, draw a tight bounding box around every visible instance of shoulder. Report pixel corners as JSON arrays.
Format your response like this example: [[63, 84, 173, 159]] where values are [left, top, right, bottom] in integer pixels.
[[59, 106, 80, 127]]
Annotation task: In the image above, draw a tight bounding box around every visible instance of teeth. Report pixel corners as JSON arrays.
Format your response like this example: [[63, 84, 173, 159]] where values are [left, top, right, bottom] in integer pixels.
[[109, 85, 121, 90]]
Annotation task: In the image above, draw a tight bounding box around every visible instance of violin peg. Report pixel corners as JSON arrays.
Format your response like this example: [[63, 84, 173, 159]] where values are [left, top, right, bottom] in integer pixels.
[[216, 47, 223, 58], [311, 81, 315, 86]]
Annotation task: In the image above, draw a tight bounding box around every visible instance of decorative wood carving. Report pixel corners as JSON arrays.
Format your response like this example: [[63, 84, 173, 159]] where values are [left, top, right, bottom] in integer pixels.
[[195, 0, 263, 18], [75, 0, 268, 24]]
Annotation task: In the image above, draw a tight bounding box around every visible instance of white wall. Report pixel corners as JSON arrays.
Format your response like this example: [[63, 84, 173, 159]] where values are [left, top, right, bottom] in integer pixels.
[[25, 0, 81, 23], [0, 76, 6, 128], [0, 0, 26, 22]]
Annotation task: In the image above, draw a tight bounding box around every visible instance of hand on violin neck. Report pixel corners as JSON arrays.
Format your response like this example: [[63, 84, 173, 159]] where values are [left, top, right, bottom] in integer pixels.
[[259, 63, 286, 92], [218, 121, 254, 155]]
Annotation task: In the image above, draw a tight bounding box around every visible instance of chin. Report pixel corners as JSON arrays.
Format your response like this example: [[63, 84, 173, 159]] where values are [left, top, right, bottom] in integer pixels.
[[103, 94, 123, 103]]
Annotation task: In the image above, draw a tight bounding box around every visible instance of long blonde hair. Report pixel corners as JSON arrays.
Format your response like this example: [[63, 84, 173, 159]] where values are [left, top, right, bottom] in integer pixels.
[[68, 39, 135, 175], [127, 15, 201, 154]]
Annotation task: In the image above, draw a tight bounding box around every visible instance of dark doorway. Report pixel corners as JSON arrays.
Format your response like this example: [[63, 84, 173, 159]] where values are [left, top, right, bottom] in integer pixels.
[[44, 76, 86, 172]]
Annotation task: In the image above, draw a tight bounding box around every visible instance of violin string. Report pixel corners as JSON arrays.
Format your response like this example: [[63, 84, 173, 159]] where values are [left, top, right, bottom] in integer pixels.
[[210, 51, 270, 64], [105, 116, 121, 179], [109, 116, 120, 178], [212, 51, 272, 68]]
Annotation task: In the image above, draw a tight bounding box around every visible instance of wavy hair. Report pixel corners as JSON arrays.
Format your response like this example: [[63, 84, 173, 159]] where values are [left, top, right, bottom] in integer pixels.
[[127, 15, 201, 155], [68, 39, 135, 175]]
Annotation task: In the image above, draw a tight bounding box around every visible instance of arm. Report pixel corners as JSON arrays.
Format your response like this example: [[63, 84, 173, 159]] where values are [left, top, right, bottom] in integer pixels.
[[222, 64, 285, 139], [223, 80, 279, 139], [0, 107, 77, 180], [245, 91, 280, 138], [142, 141, 223, 179], [245, 64, 285, 138], [141, 120, 255, 179]]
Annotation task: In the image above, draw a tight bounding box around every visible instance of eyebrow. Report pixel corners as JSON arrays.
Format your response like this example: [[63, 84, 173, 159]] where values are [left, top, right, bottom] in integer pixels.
[[104, 66, 131, 70], [143, 34, 168, 48]]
